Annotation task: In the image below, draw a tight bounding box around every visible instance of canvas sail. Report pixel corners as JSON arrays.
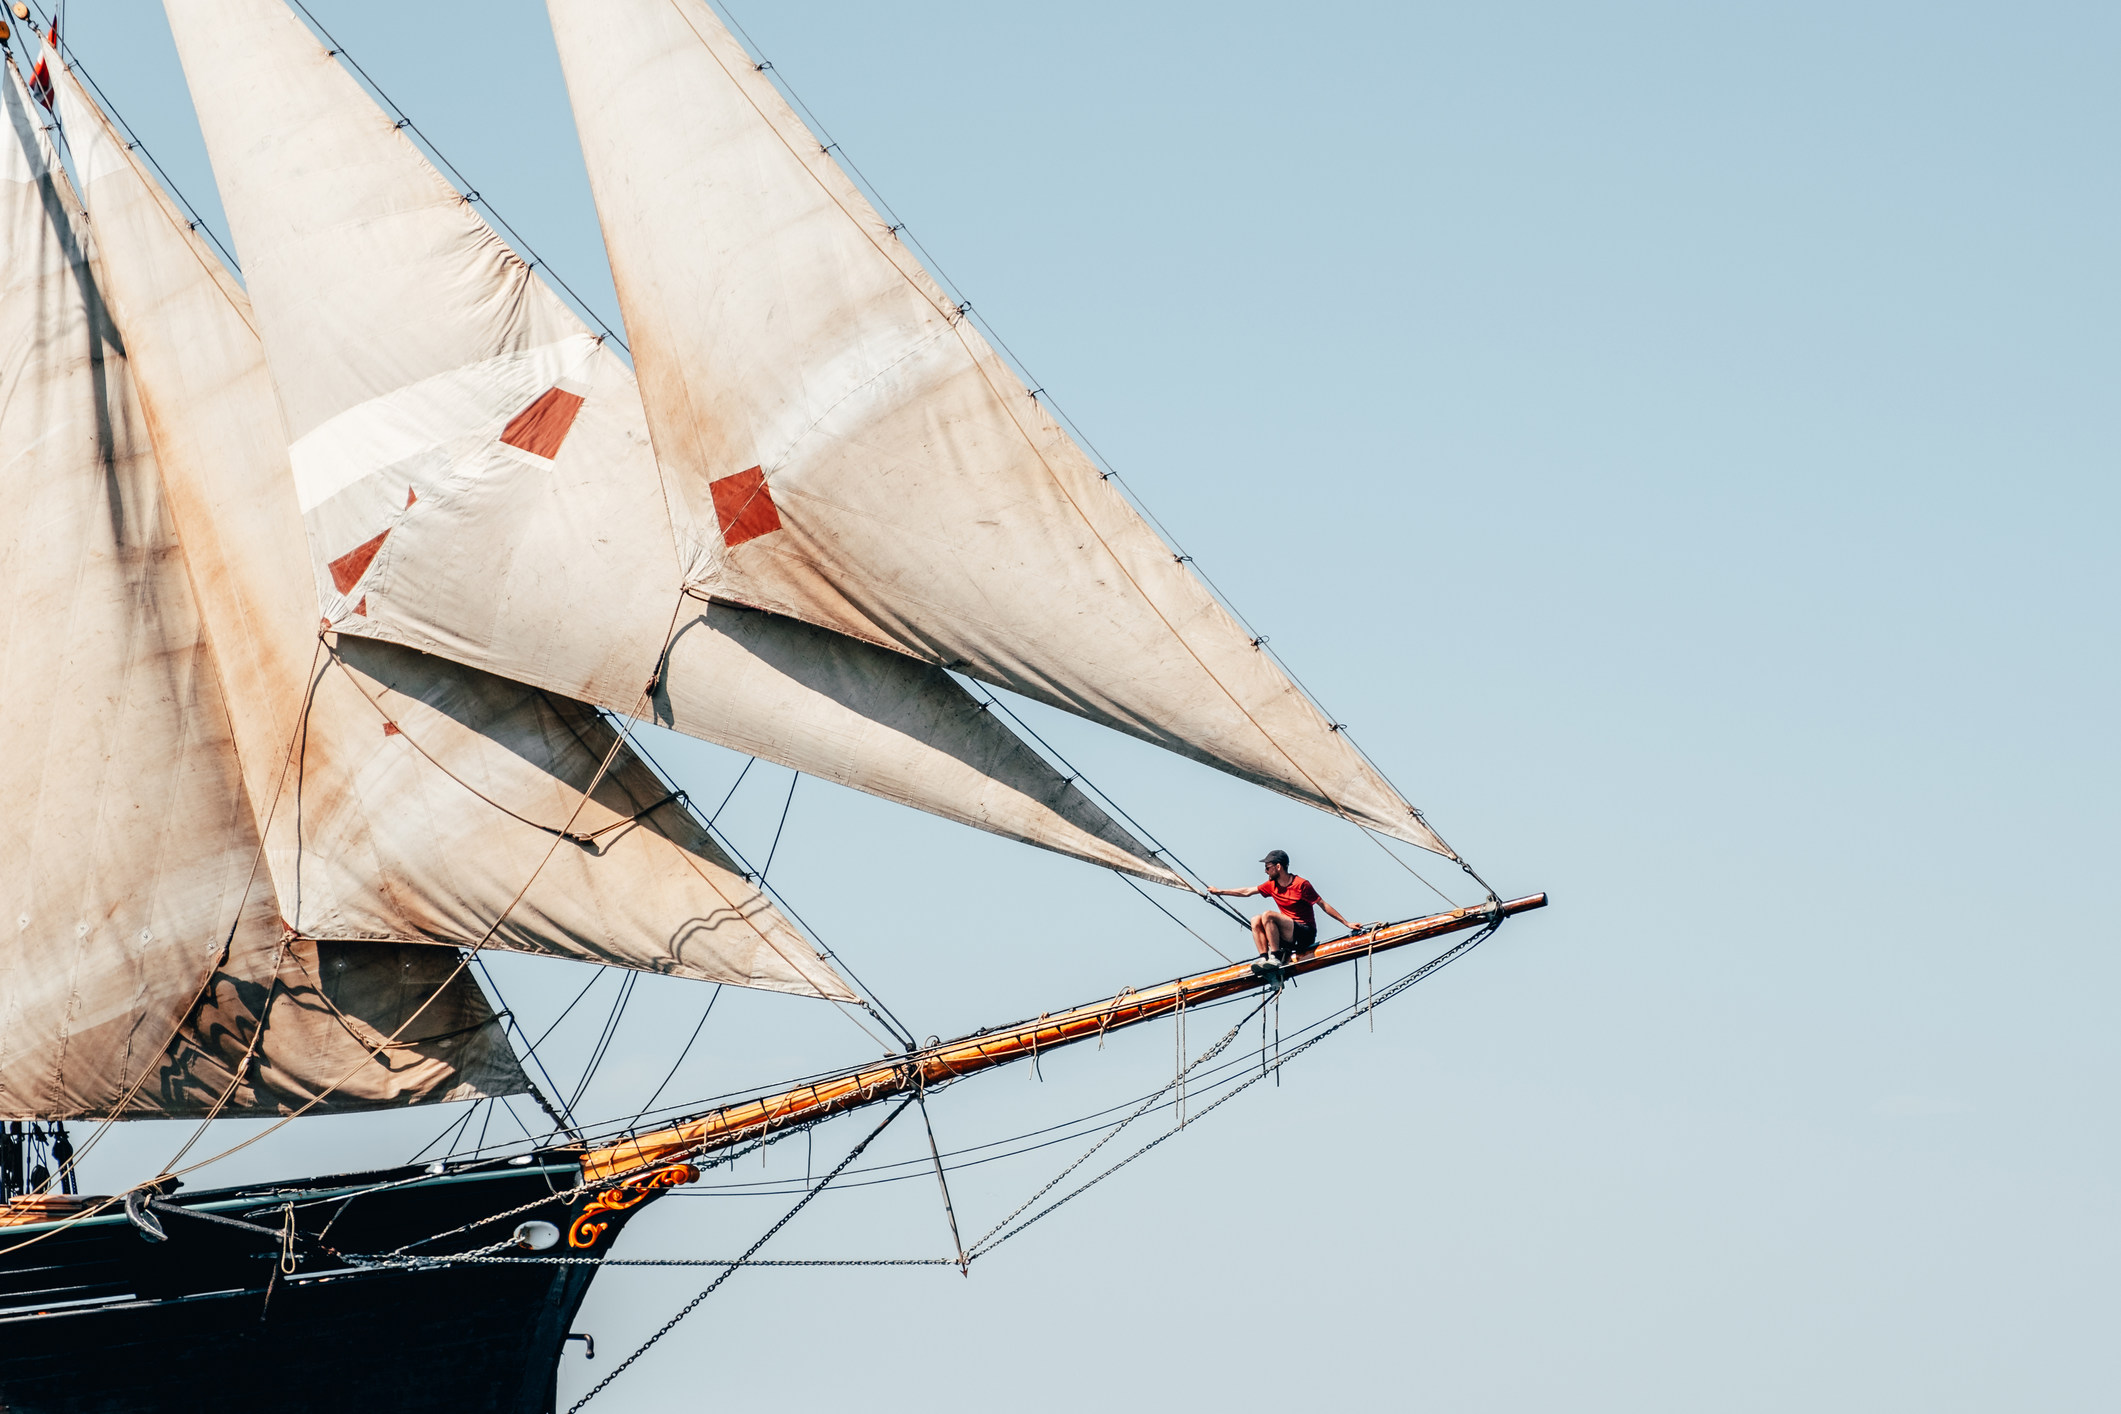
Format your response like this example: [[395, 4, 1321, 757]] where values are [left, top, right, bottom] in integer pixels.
[[0, 60, 525, 1120], [542, 0, 1450, 857], [161, 0, 1180, 887], [50, 59, 855, 1001]]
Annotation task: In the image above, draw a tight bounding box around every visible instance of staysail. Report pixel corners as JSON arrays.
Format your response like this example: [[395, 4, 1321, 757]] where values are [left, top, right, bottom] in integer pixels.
[[0, 59, 524, 1119], [543, 0, 1450, 857], [50, 59, 853, 1001], [161, 0, 1180, 886]]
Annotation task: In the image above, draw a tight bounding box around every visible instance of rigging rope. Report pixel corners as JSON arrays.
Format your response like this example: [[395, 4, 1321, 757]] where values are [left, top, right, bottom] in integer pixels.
[[408, 1103, 480, 1167], [473, 959, 582, 1133], [965, 997, 1266, 1256], [636, 984, 722, 1119], [566, 971, 639, 1116], [958, 681, 1247, 929], [1115, 870, 1232, 963], [759, 770, 798, 885], [600, 711, 918, 1052], [968, 915, 1500, 1259], [703, 757, 756, 827], [563, 1096, 915, 1413]]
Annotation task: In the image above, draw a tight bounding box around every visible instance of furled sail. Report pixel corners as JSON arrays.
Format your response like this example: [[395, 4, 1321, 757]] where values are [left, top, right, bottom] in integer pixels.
[[0, 60, 524, 1120], [51, 58, 854, 1001], [160, 0, 1180, 886], [542, 0, 1450, 857]]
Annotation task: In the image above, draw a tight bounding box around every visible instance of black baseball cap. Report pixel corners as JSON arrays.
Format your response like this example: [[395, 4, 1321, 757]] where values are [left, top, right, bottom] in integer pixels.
[[1260, 849, 1290, 867]]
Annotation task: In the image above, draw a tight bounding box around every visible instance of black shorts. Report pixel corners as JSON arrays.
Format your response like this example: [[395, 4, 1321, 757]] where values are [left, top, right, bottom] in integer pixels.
[[1290, 922, 1318, 953]]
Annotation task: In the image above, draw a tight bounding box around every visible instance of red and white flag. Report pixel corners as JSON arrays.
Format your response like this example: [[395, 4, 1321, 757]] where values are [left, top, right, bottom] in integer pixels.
[[26, 22, 55, 110]]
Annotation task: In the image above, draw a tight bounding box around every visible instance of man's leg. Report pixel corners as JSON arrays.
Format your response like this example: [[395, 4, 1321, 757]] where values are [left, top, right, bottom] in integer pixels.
[[1250, 914, 1273, 957], [1262, 913, 1295, 961]]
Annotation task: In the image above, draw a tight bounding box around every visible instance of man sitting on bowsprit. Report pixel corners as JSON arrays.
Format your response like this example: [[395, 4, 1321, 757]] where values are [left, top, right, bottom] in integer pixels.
[[1209, 851, 1364, 971]]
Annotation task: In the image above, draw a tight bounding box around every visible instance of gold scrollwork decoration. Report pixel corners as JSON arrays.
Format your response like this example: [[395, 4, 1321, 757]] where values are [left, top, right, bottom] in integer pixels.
[[567, 1161, 699, 1249]]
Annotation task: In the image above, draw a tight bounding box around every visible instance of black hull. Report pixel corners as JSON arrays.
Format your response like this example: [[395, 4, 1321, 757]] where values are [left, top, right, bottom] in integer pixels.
[[0, 1155, 649, 1414]]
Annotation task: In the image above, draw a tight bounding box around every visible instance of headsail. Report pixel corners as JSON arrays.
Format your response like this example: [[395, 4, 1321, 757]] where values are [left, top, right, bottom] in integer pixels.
[[0, 60, 523, 1119], [161, 0, 1180, 887], [543, 0, 1450, 856], [51, 57, 854, 1000]]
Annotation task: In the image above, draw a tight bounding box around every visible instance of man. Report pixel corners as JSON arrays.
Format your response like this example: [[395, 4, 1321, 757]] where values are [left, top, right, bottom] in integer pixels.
[[1209, 851, 1364, 967]]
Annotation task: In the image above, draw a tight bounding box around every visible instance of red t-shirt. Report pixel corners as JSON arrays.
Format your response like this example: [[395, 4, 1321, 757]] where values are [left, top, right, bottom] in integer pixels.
[[1257, 875, 1321, 928]]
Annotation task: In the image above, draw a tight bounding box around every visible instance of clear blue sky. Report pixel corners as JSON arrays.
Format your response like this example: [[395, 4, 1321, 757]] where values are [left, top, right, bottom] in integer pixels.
[[54, 2, 2118, 1409]]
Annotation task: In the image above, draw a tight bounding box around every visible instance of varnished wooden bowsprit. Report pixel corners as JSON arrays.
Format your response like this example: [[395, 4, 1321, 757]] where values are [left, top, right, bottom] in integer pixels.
[[579, 892, 1547, 1184]]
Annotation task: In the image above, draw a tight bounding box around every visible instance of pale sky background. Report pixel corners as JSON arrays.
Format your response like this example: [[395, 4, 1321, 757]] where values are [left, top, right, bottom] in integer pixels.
[[40, 2, 2118, 1410]]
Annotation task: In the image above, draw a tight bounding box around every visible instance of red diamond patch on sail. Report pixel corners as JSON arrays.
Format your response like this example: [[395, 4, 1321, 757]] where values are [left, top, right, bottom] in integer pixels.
[[328, 529, 390, 595], [27, 25, 56, 110], [500, 387, 585, 459], [709, 466, 782, 548]]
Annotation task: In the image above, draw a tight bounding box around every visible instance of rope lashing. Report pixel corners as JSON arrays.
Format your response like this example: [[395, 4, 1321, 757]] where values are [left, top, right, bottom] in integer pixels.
[[278, 1203, 298, 1276]]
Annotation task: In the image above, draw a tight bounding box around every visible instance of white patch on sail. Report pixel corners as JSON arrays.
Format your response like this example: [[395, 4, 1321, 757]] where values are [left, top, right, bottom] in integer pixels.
[[290, 334, 601, 512]]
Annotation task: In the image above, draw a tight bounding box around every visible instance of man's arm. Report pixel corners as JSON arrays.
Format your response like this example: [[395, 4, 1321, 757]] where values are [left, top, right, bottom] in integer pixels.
[[1317, 897, 1361, 931], [1206, 884, 1262, 898]]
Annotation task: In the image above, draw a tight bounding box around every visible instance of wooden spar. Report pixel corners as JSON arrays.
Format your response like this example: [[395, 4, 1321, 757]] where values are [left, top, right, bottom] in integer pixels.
[[576, 892, 1548, 1185]]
